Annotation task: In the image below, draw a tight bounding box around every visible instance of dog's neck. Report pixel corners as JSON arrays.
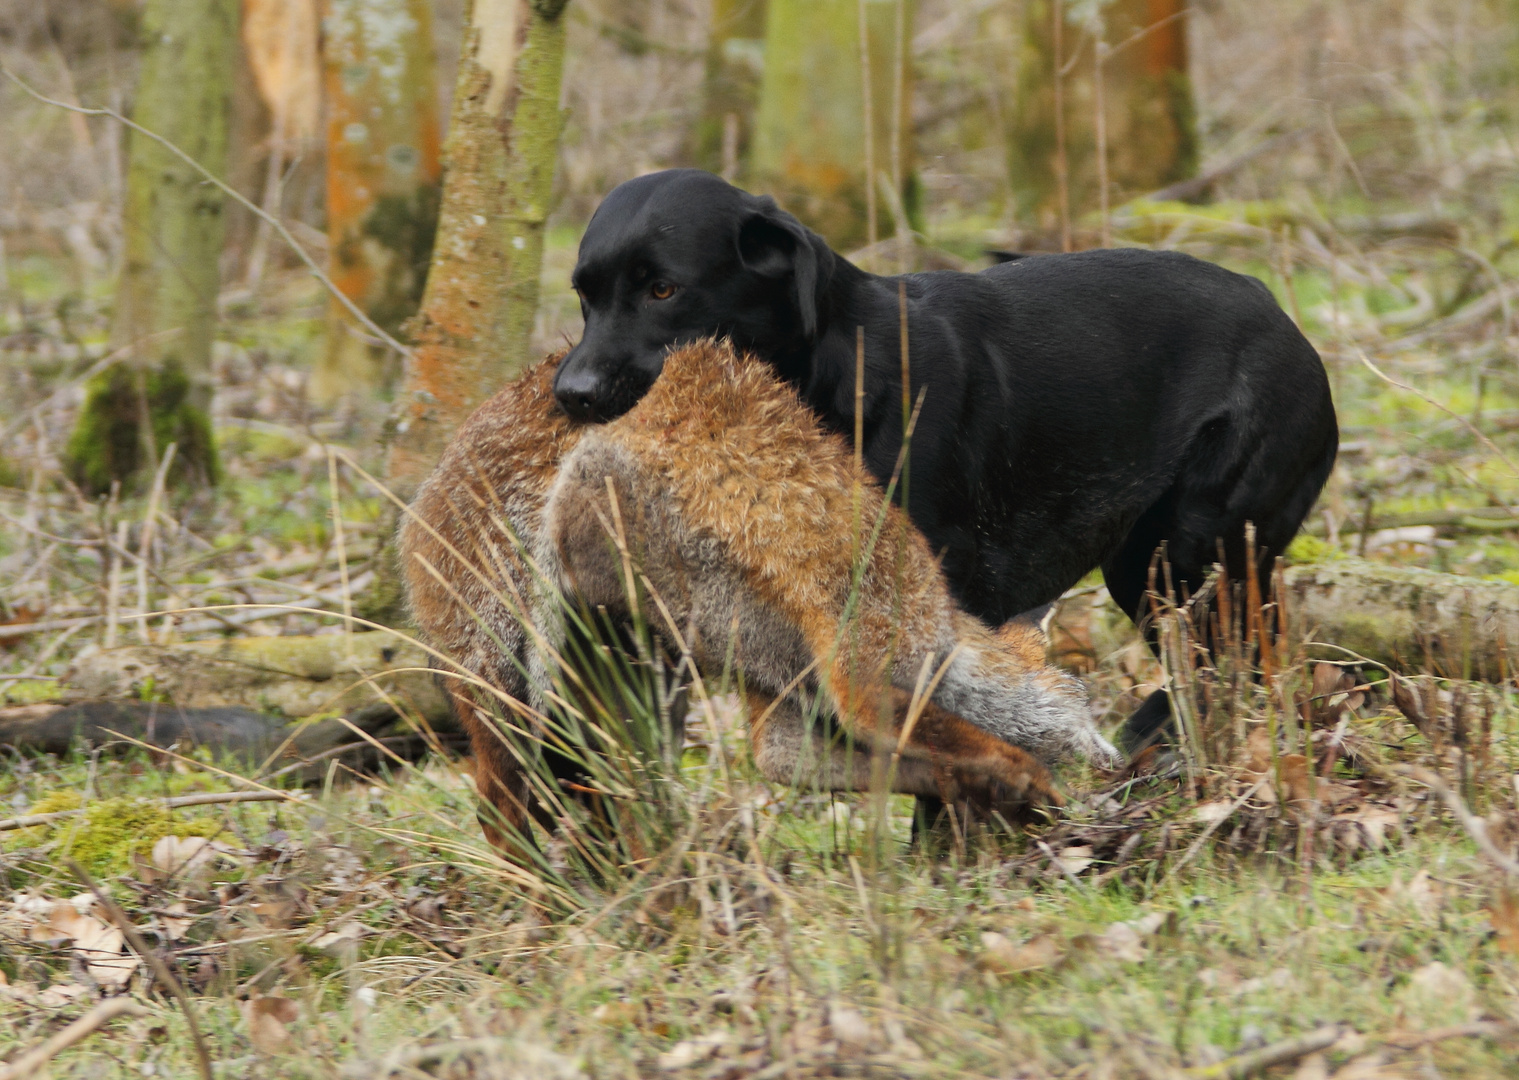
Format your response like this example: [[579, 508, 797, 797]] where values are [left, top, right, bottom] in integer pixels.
[[794, 253, 915, 443]]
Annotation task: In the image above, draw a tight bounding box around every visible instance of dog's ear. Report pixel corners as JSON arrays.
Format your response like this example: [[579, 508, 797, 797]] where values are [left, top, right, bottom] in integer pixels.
[[737, 203, 820, 340]]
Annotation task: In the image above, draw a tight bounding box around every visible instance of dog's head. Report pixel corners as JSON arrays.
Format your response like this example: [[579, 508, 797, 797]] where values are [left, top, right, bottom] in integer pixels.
[[553, 169, 828, 423]]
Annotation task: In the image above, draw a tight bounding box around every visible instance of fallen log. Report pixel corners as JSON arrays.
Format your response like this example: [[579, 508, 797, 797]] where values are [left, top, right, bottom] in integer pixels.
[[62, 631, 449, 722], [1284, 557, 1519, 678], [0, 632, 456, 777]]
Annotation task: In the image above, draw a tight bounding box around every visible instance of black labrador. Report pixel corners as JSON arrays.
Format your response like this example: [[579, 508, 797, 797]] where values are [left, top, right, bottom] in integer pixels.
[[552, 169, 1338, 751]]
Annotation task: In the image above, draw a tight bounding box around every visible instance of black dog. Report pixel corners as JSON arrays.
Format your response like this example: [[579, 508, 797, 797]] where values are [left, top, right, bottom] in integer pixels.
[[553, 169, 1338, 750]]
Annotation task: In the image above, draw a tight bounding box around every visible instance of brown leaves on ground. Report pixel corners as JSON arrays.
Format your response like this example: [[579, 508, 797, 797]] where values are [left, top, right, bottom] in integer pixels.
[[6, 892, 136, 988], [243, 991, 301, 1054], [1489, 889, 1519, 957]]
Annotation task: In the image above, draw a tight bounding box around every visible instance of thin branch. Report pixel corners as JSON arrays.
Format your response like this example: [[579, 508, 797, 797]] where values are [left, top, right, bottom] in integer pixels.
[[0, 998, 149, 1080], [66, 859, 215, 1080], [0, 790, 296, 832], [1360, 350, 1519, 480], [1396, 765, 1519, 879], [0, 65, 410, 359], [1183, 1025, 1343, 1080]]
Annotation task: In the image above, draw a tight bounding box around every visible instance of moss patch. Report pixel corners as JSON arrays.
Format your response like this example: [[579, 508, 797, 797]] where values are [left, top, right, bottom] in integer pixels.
[[9, 791, 227, 876], [63, 359, 218, 496]]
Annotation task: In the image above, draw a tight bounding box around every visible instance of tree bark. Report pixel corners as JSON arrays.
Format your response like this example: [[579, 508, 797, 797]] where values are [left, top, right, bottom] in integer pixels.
[[753, 0, 914, 249], [692, 0, 768, 181], [312, 0, 442, 401], [65, 0, 237, 495], [1283, 558, 1519, 681], [384, 0, 571, 501], [1006, 0, 1197, 242]]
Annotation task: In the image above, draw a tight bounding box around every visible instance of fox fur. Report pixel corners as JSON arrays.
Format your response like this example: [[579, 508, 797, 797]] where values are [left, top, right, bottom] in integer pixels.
[[400, 340, 1117, 854]]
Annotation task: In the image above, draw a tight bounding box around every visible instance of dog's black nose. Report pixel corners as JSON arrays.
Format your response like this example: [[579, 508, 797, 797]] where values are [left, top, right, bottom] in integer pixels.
[[554, 366, 604, 421]]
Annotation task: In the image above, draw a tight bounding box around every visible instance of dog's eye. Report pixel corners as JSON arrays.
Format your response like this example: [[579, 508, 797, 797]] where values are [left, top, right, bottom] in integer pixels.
[[650, 281, 677, 301]]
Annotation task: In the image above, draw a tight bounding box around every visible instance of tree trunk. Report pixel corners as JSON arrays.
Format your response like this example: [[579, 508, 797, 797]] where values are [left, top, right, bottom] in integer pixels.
[[312, 0, 443, 401], [369, 0, 570, 626], [753, 0, 914, 250], [692, 0, 768, 181], [1006, 0, 1197, 243], [65, 0, 237, 495]]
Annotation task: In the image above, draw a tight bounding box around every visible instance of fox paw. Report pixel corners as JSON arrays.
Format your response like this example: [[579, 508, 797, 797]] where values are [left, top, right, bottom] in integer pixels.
[[938, 746, 1064, 827]]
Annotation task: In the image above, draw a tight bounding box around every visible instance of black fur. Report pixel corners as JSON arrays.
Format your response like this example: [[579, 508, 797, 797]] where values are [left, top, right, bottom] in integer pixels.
[[553, 169, 1338, 751]]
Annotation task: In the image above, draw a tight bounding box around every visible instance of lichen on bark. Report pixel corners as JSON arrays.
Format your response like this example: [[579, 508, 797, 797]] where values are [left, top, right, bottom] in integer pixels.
[[384, 0, 571, 500], [65, 0, 235, 496], [315, 0, 443, 400]]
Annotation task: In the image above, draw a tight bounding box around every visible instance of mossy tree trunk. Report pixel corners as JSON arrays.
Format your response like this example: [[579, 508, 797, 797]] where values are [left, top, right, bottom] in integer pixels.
[[1007, 0, 1197, 242], [66, 0, 236, 495], [384, 0, 569, 498], [753, 0, 914, 249], [367, 0, 570, 626], [312, 0, 443, 401], [691, 0, 768, 181]]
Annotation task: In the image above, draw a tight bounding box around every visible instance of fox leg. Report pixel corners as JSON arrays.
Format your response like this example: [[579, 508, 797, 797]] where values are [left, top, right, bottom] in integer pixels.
[[443, 676, 543, 862], [746, 689, 1062, 825]]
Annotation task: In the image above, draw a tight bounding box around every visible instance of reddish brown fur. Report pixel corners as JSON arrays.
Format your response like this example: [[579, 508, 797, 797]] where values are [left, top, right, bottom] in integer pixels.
[[401, 341, 1113, 857]]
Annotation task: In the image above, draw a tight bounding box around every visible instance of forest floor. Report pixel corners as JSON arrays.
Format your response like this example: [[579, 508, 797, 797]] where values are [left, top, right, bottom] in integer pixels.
[[1, 200, 1519, 1076]]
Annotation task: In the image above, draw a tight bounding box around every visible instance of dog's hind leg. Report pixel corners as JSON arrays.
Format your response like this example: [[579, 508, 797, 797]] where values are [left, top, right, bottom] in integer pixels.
[[1104, 402, 1338, 754]]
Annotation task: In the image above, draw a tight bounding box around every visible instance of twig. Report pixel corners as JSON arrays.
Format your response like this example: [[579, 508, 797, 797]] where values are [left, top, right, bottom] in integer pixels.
[[136, 443, 177, 644], [0, 65, 409, 359], [0, 790, 294, 832], [65, 859, 214, 1080], [1381, 1021, 1514, 1049], [859, 0, 877, 259], [1395, 765, 1519, 878], [0, 997, 149, 1080], [1183, 1025, 1343, 1079], [1157, 780, 1267, 891], [1360, 351, 1519, 480]]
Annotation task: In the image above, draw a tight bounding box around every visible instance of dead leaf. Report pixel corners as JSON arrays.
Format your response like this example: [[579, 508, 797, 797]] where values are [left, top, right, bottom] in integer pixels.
[[1278, 754, 1312, 806], [827, 1002, 874, 1050], [978, 931, 1063, 976], [1246, 724, 1272, 775], [37, 983, 90, 1008], [1390, 673, 1427, 734], [1053, 845, 1094, 876], [1393, 870, 1443, 919], [1097, 912, 1169, 963], [1347, 807, 1400, 850], [1097, 921, 1146, 963], [242, 992, 300, 1054], [1401, 961, 1477, 1027], [311, 920, 366, 952], [1194, 800, 1234, 825], [591, 1001, 638, 1026], [22, 894, 136, 987], [1488, 889, 1519, 958], [1293, 1052, 1330, 1080], [657, 1031, 731, 1070], [1311, 662, 1345, 707], [152, 836, 218, 879], [0, 605, 42, 649], [160, 901, 193, 942]]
